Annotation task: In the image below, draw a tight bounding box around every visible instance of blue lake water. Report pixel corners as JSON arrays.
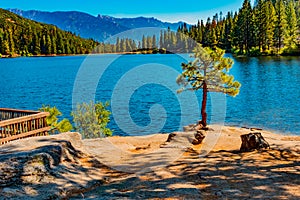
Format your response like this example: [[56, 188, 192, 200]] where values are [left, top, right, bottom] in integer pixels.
[[0, 54, 299, 135]]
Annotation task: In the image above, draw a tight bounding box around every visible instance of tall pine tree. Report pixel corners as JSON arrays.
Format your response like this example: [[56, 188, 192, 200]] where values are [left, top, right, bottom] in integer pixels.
[[285, 0, 298, 50], [274, 0, 287, 53]]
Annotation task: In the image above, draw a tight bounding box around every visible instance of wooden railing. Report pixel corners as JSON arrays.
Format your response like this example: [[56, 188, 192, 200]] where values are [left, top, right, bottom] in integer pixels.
[[0, 108, 51, 145]]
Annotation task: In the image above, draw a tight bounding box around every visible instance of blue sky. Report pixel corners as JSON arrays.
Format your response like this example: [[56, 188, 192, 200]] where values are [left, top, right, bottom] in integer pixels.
[[0, 0, 252, 24]]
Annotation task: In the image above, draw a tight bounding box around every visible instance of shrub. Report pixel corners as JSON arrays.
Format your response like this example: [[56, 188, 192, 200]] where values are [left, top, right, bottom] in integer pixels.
[[71, 101, 112, 138], [39, 105, 73, 133], [248, 47, 262, 57]]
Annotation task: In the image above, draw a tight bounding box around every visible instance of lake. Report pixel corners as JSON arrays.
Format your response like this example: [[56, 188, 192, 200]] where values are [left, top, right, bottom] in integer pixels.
[[0, 54, 299, 135]]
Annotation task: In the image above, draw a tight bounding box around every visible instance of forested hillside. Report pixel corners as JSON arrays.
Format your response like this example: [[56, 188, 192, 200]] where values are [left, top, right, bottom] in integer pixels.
[[0, 8, 192, 56], [8, 9, 186, 41], [183, 0, 300, 55], [1, 0, 300, 57], [0, 8, 98, 57]]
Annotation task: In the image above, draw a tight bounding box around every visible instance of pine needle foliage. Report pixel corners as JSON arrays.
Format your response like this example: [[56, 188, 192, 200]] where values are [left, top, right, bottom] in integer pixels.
[[177, 45, 241, 127], [71, 101, 112, 138], [39, 105, 73, 133]]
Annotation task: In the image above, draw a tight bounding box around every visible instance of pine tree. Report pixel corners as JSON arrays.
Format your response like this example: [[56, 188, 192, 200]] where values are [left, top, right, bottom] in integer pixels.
[[147, 36, 153, 49], [285, 0, 298, 49], [56, 32, 64, 54], [266, 0, 276, 51], [274, 0, 287, 53], [1, 38, 10, 55], [177, 45, 240, 127], [142, 35, 147, 49], [64, 41, 71, 54], [7, 28, 15, 55], [254, 0, 265, 51], [203, 17, 211, 47], [224, 12, 234, 51], [234, 10, 245, 53], [170, 31, 177, 51], [159, 30, 164, 49], [46, 34, 52, 54], [195, 20, 202, 43], [126, 38, 132, 52], [258, 0, 276, 52], [152, 35, 157, 48], [121, 39, 126, 52], [238, 0, 253, 53], [130, 39, 137, 51], [210, 28, 217, 48], [296, 0, 300, 27], [51, 35, 57, 54], [116, 37, 120, 52]]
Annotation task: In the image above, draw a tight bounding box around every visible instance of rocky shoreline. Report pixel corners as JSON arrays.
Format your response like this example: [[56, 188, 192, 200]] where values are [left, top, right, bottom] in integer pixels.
[[0, 126, 299, 199]]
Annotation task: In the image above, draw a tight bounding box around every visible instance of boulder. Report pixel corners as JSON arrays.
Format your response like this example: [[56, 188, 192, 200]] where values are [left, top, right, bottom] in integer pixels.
[[0, 133, 86, 187], [183, 121, 204, 132], [166, 133, 177, 142]]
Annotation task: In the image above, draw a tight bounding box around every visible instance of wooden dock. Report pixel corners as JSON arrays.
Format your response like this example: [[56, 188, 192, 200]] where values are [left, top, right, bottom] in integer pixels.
[[0, 108, 50, 145]]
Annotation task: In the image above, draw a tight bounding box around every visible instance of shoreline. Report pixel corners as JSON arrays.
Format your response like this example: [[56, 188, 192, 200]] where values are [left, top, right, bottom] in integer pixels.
[[2, 51, 300, 59], [222, 123, 299, 136], [111, 124, 300, 138], [1, 125, 299, 199]]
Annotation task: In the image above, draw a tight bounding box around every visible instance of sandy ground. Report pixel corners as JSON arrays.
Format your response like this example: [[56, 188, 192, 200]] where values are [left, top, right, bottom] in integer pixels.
[[0, 125, 299, 199], [73, 125, 300, 199]]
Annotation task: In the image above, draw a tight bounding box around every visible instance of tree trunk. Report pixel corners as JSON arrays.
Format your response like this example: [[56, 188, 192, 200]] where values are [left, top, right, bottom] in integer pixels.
[[201, 81, 208, 127], [240, 132, 270, 152], [278, 36, 281, 54]]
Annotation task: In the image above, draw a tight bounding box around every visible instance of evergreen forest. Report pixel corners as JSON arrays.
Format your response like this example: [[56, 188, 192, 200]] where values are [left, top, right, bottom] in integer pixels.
[[1, 0, 299, 57]]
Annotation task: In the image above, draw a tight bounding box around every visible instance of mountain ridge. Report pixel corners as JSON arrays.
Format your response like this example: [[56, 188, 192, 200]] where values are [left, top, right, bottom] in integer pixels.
[[8, 9, 188, 41]]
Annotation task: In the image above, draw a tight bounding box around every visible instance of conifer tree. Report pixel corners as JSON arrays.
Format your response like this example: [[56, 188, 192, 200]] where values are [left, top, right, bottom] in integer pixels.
[[159, 30, 164, 49], [224, 12, 234, 51], [177, 45, 240, 127], [142, 35, 147, 49], [262, 0, 276, 52], [56, 32, 64, 54], [152, 35, 157, 48], [274, 0, 287, 53], [7, 29, 14, 55], [116, 37, 120, 52], [254, 0, 265, 51], [46, 34, 52, 54], [238, 0, 253, 53], [285, 0, 298, 49], [1, 38, 10, 55], [147, 36, 153, 49], [203, 17, 212, 47], [296, 0, 300, 27]]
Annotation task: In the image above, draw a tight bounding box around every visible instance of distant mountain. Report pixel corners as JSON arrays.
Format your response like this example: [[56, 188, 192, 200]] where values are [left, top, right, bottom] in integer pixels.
[[97, 15, 185, 31], [8, 9, 188, 41]]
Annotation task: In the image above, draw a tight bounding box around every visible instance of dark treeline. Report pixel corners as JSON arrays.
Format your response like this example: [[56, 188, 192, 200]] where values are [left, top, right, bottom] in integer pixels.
[[183, 0, 300, 55], [83, 0, 300, 55], [94, 29, 196, 54]]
